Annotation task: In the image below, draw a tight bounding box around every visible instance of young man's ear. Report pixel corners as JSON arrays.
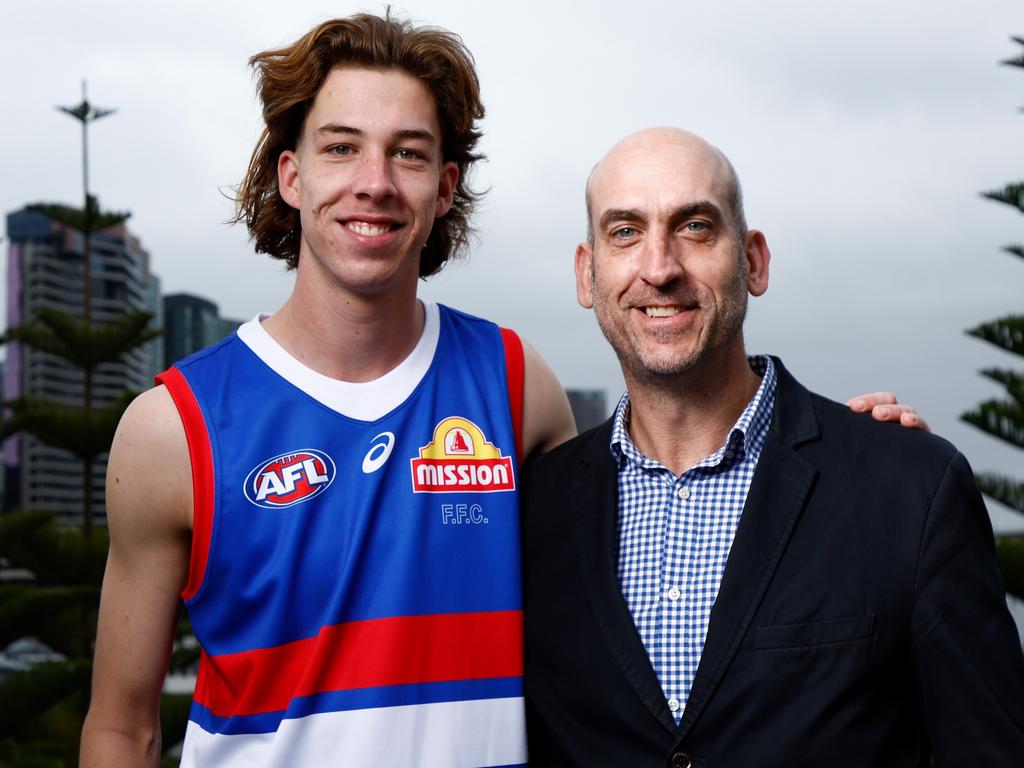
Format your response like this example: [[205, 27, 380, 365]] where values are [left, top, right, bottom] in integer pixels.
[[278, 150, 301, 210], [434, 161, 459, 218]]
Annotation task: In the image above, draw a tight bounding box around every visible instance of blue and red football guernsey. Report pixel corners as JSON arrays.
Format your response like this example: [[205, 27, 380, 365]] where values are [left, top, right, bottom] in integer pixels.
[[156, 302, 528, 767]]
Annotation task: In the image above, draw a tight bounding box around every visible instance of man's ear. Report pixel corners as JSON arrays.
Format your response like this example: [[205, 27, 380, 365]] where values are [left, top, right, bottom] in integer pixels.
[[435, 161, 459, 218], [278, 150, 301, 210], [745, 230, 771, 297], [575, 242, 595, 309]]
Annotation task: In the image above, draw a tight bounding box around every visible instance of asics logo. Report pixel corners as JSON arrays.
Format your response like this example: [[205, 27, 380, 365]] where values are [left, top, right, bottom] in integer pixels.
[[362, 432, 396, 474]]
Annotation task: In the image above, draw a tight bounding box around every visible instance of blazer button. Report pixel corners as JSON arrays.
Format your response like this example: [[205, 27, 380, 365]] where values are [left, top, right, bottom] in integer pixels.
[[669, 751, 692, 768]]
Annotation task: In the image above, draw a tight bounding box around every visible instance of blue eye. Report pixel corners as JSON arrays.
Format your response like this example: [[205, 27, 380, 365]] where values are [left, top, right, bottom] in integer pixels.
[[329, 145, 354, 156]]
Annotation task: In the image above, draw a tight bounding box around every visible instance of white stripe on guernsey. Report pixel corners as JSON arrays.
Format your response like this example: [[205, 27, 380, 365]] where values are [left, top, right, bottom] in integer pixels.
[[179, 696, 526, 768], [236, 300, 441, 422]]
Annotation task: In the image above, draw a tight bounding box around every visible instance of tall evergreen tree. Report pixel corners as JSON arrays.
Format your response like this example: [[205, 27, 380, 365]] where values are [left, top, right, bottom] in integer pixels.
[[962, 36, 1024, 598], [0, 84, 188, 765], [0, 203, 187, 767]]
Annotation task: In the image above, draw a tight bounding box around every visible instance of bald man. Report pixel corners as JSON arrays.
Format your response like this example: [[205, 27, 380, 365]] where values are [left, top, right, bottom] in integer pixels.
[[521, 128, 1024, 768]]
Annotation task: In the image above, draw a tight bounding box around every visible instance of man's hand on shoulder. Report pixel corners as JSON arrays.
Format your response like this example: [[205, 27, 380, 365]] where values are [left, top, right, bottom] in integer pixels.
[[847, 391, 929, 432]]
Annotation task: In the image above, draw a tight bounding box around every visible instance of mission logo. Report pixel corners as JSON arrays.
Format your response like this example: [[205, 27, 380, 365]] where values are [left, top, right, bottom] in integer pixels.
[[411, 417, 515, 493], [243, 449, 336, 508]]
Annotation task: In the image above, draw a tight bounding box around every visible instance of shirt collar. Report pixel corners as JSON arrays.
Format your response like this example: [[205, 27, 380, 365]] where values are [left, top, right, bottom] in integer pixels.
[[610, 355, 777, 474]]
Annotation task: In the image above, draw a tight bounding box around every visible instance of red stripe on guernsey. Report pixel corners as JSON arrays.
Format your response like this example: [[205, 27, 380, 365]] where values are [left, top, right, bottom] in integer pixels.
[[155, 367, 215, 601], [500, 328, 524, 463], [194, 610, 523, 717]]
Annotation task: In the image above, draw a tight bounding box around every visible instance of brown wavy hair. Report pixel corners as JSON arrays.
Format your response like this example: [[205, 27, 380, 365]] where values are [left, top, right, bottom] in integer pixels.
[[234, 13, 485, 276]]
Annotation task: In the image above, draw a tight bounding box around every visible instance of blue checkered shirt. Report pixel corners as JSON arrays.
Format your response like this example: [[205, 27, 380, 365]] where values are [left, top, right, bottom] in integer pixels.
[[612, 356, 777, 723]]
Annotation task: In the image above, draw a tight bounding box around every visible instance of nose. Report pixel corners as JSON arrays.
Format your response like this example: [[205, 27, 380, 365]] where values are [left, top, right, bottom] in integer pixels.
[[352, 152, 397, 201], [639, 233, 684, 288]]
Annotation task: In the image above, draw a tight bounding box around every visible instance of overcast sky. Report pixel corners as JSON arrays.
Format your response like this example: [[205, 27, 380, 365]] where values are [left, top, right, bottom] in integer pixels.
[[3, 0, 1023, 532]]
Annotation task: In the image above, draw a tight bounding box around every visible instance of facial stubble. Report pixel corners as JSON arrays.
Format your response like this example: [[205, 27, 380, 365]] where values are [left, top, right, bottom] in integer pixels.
[[589, 247, 750, 385]]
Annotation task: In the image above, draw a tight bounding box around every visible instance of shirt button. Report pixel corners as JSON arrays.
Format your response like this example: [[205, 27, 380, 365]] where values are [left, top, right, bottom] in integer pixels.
[[668, 697, 680, 712], [667, 586, 681, 601], [677, 486, 690, 500]]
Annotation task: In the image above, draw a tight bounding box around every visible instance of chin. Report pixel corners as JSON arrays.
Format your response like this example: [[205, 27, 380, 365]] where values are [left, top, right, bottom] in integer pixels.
[[615, 346, 699, 381], [637, 358, 700, 379], [641, 342, 704, 372]]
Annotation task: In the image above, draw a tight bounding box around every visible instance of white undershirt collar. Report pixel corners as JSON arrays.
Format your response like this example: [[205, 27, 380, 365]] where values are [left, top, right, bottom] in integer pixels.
[[236, 300, 440, 422]]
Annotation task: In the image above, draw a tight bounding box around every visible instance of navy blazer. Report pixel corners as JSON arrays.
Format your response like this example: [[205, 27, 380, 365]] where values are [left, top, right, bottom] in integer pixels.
[[522, 359, 1024, 768]]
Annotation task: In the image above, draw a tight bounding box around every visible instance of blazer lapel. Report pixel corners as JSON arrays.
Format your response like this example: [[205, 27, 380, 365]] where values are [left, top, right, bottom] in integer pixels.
[[571, 424, 679, 734], [677, 360, 820, 740]]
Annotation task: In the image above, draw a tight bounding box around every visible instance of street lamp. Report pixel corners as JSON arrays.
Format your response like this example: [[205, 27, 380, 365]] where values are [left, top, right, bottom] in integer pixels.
[[56, 80, 116, 536], [58, 79, 115, 209], [57, 80, 116, 327]]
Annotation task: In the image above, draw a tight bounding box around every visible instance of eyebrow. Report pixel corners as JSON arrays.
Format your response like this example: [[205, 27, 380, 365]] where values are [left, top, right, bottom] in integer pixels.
[[668, 201, 725, 228], [598, 208, 644, 231], [598, 201, 724, 231], [314, 124, 438, 144]]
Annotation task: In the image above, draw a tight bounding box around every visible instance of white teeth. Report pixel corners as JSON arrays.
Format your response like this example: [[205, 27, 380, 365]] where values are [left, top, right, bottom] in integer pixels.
[[347, 222, 391, 236], [644, 306, 682, 318]]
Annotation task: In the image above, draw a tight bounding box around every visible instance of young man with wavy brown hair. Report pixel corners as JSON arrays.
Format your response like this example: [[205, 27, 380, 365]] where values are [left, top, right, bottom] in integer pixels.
[[81, 14, 574, 767]]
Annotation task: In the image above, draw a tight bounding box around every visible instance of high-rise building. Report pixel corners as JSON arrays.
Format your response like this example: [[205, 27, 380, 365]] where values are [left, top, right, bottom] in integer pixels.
[[163, 293, 242, 368], [566, 389, 607, 432], [3, 207, 162, 519]]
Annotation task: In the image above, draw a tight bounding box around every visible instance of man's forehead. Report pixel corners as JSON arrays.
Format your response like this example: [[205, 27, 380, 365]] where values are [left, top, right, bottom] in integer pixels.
[[307, 66, 439, 127], [589, 139, 729, 216], [294, 66, 444, 157]]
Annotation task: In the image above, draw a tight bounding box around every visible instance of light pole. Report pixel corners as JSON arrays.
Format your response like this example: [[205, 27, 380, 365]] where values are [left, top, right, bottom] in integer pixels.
[[56, 80, 115, 536], [57, 79, 115, 329]]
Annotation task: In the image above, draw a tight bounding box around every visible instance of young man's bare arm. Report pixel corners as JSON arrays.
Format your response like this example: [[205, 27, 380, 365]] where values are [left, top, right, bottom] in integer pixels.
[[80, 386, 192, 768], [521, 340, 577, 458]]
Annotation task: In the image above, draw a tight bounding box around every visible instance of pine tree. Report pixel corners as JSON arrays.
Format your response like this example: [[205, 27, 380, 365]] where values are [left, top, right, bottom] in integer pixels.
[[962, 37, 1024, 598], [0, 201, 192, 766]]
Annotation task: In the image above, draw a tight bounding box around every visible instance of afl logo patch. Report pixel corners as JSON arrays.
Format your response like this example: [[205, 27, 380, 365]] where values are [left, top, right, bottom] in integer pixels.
[[243, 449, 336, 509]]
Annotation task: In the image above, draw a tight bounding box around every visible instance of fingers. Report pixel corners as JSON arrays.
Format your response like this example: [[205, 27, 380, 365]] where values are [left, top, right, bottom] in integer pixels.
[[846, 393, 930, 432], [899, 409, 930, 433], [870, 404, 930, 432], [847, 392, 898, 412]]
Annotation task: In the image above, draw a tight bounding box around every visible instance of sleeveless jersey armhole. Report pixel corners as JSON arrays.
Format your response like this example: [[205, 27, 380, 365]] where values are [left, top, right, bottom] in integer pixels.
[[154, 367, 215, 602], [499, 328, 524, 464]]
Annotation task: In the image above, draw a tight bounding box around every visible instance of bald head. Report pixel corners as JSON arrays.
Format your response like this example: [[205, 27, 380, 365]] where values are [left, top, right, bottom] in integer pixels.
[[584, 128, 746, 244]]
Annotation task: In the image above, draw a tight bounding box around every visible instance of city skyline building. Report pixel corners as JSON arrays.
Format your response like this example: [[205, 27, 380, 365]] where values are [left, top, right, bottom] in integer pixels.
[[163, 292, 241, 369], [3, 206, 162, 518], [566, 388, 607, 433]]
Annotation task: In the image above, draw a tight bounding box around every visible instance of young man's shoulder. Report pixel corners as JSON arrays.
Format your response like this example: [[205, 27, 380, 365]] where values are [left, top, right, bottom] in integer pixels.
[[107, 384, 192, 534]]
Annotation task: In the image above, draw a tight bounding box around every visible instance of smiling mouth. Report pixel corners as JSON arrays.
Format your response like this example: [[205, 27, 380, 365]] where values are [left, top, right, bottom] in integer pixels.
[[644, 306, 687, 318], [346, 221, 397, 237]]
